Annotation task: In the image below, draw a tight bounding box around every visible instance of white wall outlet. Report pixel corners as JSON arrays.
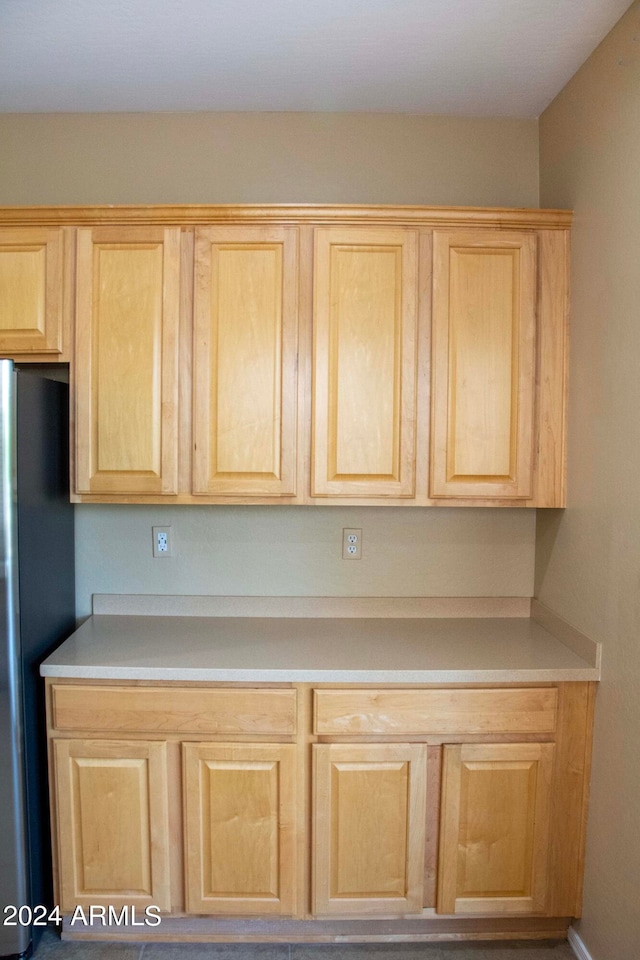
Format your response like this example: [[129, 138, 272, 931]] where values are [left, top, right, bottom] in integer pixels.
[[152, 526, 172, 558], [342, 528, 362, 560]]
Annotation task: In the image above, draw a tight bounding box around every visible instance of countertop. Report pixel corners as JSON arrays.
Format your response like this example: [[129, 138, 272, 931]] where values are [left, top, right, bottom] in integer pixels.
[[40, 612, 599, 683]]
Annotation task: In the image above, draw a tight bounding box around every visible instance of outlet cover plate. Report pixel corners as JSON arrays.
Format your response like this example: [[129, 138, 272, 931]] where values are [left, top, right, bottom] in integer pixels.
[[342, 528, 362, 560], [152, 526, 173, 558]]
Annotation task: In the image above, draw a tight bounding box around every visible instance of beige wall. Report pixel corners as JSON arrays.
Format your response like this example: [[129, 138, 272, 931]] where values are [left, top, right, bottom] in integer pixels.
[[75, 506, 535, 620], [538, 4, 640, 958], [0, 111, 540, 618], [0, 112, 539, 206]]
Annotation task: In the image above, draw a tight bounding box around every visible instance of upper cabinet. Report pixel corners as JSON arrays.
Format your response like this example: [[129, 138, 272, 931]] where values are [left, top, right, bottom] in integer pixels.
[[192, 226, 298, 497], [74, 226, 181, 495], [430, 230, 537, 500], [0, 226, 70, 359], [0, 206, 569, 506], [311, 227, 418, 498]]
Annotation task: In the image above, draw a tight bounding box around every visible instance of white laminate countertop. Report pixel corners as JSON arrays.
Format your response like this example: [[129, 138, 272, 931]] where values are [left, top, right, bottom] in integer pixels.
[[40, 614, 599, 683]]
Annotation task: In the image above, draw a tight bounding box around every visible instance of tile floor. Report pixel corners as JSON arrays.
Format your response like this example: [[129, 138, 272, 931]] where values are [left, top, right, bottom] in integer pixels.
[[32, 928, 577, 960]]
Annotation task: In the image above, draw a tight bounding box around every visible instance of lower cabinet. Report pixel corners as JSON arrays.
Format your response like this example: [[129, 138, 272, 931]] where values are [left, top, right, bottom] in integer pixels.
[[183, 742, 297, 915], [437, 742, 554, 915], [47, 680, 594, 940], [53, 739, 172, 912], [313, 743, 427, 915]]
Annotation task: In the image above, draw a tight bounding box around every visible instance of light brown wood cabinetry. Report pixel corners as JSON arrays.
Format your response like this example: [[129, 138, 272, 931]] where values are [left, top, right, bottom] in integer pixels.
[[430, 230, 537, 500], [183, 742, 297, 915], [192, 226, 298, 497], [437, 742, 554, 914], [50, 683, 297, 735], [48, 682, 300, 920], [313, 742, 426, 915], [46, 677, 593, 942], [0, 205, 569, 506], [52, 738, 171, 912], [0, 226, 69, 359], [74, 226, 181, 495], [313, 687, 558, 736], [311, 227, 418, 498]]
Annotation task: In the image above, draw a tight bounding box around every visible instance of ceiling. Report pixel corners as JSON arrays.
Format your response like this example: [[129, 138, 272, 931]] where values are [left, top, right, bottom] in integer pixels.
[[0, 0, 632, 117]]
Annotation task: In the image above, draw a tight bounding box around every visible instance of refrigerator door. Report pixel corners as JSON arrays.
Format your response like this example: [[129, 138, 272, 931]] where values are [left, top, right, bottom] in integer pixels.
[[0, 359, 30, 957]]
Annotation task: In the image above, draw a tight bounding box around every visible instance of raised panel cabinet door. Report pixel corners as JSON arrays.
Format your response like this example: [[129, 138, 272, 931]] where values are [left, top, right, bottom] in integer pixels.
[[193, 226, 298, 496], [437, 742, 554, 915], [0, 226, 64, 355], [74, 226, 180, 495], [431, 231, 537, 499], [313, 743, 426, 915], [53, 739, 171, 912], [183, 742, 297, 915], [312, 227, 418, 497]]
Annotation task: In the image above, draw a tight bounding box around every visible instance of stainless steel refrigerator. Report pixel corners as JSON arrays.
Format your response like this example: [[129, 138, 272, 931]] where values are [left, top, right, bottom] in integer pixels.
[[0, 361, 75, 958]]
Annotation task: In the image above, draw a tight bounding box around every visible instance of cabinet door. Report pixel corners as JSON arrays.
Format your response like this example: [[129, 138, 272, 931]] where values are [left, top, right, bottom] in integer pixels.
[[53, 739, 171, 912], [0, 226, 64, 355], [183, 742, 297, 915], [313, 743, 426, 915], [312, 227, 418, 497], [75, 226, 180, 495], [431, 231, 536, 499], [437, 742, 554, 915], [193, 226, 298, 496]]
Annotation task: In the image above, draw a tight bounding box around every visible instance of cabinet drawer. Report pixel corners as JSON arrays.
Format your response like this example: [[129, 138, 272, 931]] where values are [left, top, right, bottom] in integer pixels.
[[313, 688, 557, 736], [51, 684, 297, 735]]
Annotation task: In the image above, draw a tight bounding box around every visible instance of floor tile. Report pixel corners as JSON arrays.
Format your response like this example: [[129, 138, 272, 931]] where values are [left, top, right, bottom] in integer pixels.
[[293, 944, 448, 960], [141, 943, 290, 960], [32, 928, 575, 960], [33, 924, 142, 958], [438, 941, 575, 959], [294, 943, 575, 960]]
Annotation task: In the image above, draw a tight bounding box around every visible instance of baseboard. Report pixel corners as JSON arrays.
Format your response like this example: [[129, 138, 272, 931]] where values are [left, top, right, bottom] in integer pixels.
[[60, 914, 571, 944], [568, 926, 593, 960]]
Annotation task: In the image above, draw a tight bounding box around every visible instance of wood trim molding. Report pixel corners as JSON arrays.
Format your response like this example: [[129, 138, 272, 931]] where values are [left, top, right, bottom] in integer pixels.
[[59, 913, 572, 942], [0, 204, 573, 230]]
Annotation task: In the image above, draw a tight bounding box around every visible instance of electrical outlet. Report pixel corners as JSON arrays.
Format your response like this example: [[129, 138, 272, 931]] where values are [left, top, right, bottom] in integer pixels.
[[152, 526, 172, 558], [342, 528, 362, 560]]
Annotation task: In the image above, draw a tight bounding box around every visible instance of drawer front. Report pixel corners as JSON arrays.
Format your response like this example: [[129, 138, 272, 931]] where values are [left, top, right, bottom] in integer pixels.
[[51, 684, 297, 735], [313, 688, 557, 736]]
